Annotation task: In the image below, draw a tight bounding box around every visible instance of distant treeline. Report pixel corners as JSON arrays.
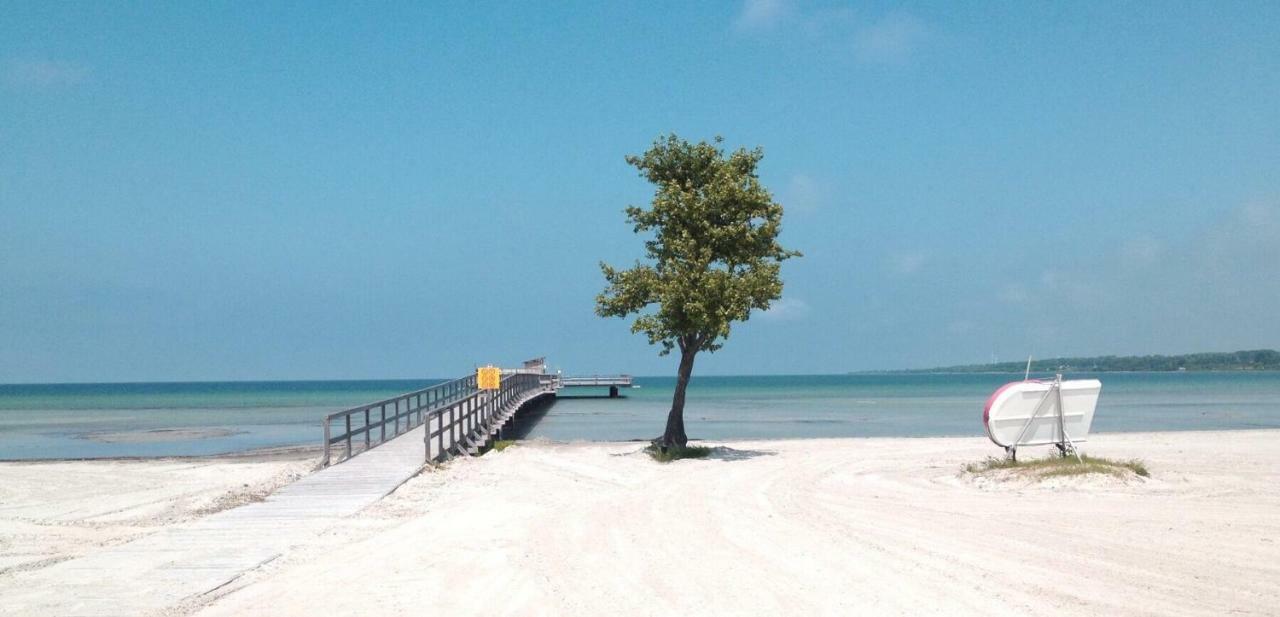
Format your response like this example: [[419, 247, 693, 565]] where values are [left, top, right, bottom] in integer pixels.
[[893, 349, 1280, 373]]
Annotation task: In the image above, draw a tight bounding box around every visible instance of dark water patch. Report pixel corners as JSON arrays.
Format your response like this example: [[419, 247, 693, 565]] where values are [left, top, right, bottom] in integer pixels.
[[79, 427, 247, 443]]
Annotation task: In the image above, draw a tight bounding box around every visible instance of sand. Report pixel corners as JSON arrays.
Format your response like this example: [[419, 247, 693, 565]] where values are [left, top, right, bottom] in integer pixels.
[[0, 449, 316, 576], [189, 430, 1280, 616], [3, 431, 1278, 616]]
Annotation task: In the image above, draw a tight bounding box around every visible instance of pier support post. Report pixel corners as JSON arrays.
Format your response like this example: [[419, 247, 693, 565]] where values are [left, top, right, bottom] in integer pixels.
[[609, 386, 619, 398]]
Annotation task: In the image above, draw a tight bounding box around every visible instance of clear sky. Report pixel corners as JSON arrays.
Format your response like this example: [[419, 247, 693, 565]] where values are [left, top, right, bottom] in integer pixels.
[[2, 2, 1278, 382]]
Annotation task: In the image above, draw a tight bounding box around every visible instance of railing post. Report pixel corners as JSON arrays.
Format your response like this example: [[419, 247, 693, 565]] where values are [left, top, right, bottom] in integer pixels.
[[364, 408, 370, 451], [345, 414, 352, 460], [322, 417, 331, 467], [381, 404, 386, 442], [427, 409, 434, 460]]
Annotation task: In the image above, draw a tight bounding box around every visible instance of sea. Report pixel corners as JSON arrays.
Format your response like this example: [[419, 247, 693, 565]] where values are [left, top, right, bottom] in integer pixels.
[[2, 372, 1279, 460]]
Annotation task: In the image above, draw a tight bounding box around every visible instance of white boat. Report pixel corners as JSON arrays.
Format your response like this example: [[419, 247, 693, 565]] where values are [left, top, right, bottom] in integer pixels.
[[983, 378, 1102, 448]]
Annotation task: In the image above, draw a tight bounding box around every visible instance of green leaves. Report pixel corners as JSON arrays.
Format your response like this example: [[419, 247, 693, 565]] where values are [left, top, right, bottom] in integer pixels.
[[596, 134, 800, 356]]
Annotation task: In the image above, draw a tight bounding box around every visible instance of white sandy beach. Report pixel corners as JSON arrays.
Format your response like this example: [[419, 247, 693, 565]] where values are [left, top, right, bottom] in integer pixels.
[[3, 431, 1279, 616], [0, 450, 315, 577]]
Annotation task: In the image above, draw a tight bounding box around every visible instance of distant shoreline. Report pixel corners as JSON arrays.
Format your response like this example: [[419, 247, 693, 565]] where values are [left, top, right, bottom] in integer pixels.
[[7, 368, 1280, 387], [869, 349, 1280, 374], [852, 369, 1280, 375]]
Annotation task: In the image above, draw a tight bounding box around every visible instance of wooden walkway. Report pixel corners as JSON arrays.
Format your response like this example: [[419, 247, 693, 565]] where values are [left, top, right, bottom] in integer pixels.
[[1, 384, 554, 616], [558, 374, 634, 388]]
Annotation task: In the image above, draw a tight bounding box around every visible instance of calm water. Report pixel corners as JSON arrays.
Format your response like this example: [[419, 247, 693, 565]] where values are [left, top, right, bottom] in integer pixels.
[[2, 373, 1279, 460], [0, 380, 439, 460]]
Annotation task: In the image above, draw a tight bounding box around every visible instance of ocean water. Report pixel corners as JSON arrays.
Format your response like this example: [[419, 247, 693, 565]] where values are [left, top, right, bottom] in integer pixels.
[[534, 372, 1280, 441], [2, 373, 1278, 460], [0, 380, 438, 460]]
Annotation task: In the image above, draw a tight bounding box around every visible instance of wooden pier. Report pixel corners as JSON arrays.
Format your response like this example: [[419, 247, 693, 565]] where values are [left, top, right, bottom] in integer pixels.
[[2, 358, 627, 616], [321, 370, 555, 466], [557, 374, 635, 398], [321, 360, 633, 466], [558, 374, 634, 388]]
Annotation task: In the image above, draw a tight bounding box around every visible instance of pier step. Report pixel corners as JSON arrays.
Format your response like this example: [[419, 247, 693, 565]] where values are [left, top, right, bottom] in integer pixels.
[[445, 387, 550, 458]]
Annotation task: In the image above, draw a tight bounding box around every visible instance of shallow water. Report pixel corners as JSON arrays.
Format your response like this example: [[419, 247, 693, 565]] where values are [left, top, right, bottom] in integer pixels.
[[2, 373, 1278, 459], [529, 372, 1280, 441], [0, 380, 436, 460]]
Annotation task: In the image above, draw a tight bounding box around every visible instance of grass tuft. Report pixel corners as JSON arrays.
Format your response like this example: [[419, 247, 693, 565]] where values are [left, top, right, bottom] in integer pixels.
[[965, 453, 1149, 481], [489, 440, 517, 453], [645, 443, 713, 463]]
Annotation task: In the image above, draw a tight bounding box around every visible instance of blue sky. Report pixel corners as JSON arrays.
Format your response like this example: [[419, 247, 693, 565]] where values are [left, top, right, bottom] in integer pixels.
[[2, 2, 1278, 382]]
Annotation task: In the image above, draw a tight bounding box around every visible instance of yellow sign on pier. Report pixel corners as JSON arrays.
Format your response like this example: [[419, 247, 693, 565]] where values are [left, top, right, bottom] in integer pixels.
[[477, 365, 501, 390]]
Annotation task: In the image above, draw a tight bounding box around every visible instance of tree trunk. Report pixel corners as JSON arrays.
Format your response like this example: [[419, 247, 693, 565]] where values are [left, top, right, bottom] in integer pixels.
[[658, 347, 697, 449]]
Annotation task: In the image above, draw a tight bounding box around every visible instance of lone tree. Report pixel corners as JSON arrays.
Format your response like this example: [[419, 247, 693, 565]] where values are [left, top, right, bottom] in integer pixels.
[[596, 135, 800, 450]]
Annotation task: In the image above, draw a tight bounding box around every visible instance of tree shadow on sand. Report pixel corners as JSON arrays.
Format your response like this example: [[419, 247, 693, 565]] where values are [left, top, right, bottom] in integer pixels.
[[704, 446, 777, 461], [614, 444, 777, 462]]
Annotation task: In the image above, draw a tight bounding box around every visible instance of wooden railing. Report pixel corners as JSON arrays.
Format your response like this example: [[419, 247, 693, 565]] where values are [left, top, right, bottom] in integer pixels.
[[559, 375, 633, 387], [321, 372, 553, 466], [322, 374, 476, 466], [422, 372, 549, 462]]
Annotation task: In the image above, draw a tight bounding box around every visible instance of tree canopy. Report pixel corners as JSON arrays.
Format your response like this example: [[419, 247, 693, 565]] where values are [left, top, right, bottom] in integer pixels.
[[597, 134, 800, 356], [596, 134, 800, 448]]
